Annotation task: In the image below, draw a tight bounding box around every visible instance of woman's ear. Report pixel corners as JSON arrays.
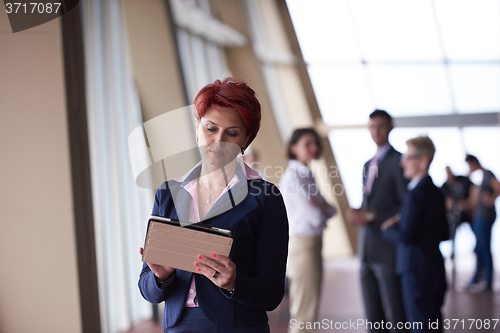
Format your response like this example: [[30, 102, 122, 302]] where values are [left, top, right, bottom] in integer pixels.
[[422, 156, 430, 169], [244, 132, 251, 149]]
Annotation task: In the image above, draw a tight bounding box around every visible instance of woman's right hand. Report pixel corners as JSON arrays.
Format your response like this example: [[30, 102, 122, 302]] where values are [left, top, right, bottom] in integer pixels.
[[139, 247, 175, 282]]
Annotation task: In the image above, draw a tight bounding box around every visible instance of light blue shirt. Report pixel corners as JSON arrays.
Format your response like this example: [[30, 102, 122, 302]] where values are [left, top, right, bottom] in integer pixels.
[[408, 175, 425, 191]]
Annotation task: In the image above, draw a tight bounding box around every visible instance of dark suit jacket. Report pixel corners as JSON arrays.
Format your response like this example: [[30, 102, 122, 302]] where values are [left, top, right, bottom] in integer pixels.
[[360, 146, 409, 265], [383, 176, 449, 275], [138, 165, 289, 328]]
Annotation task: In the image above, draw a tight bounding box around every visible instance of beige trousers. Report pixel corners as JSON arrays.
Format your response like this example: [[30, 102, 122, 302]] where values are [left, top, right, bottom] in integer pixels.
[[287, 235, 323, 333]]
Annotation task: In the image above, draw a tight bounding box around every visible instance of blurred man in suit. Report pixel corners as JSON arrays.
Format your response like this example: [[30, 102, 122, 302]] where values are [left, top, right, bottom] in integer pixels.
[[346, 110, 409, 333]]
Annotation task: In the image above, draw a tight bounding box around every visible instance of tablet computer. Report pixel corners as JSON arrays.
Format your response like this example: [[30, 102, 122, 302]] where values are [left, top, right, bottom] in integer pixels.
[[148, 215, 232, 237], [142, 215, 233, 273]]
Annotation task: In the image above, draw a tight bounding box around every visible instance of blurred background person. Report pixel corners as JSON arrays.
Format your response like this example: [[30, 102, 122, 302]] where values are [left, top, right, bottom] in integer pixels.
[[440, 166, 473, 280], [441, 166, 473, 228], [465, 154, 500, 291], [280, 128, 336, 333], [346, 110, 409, 333], [382, 136, 448, 333]]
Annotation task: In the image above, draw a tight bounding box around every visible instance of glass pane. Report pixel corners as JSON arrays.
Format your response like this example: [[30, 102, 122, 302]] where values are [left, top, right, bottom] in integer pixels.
[[329, 129, 375, 208], [205, 43, 231, 81], [435, 0, 500, 61], [350, 0, 443, 61], [461, 127, 500, 173], [308, 64, 374, 126], [286, 0, 362, 62], [176, 29, 198, 102], [368, 64, 453, 116], [449, 64, 500, 113], [191, 36, 210, 92]]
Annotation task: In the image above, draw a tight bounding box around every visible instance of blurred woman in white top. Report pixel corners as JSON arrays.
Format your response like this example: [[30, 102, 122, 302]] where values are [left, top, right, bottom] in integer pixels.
[[279, 128, 336, 333]]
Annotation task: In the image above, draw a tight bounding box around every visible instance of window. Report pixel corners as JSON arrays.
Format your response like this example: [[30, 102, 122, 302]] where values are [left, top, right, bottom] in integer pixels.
[[287, 0, 500, 255], [287, 0, 500, 121]]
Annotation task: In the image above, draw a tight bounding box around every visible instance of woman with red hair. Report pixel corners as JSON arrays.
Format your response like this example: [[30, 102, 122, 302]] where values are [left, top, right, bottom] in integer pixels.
[[139, 78, 289, 332]]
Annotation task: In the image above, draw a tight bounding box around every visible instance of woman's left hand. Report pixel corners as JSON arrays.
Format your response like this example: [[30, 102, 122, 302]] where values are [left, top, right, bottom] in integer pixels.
[[194, 254, 236, 292]]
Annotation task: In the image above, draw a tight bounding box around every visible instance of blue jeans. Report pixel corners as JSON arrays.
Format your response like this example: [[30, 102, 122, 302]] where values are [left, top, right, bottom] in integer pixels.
[[471, 216, 496, 286]]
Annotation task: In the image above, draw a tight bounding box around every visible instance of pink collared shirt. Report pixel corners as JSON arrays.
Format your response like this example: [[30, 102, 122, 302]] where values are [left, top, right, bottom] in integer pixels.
[[176, 158, 262, 307]]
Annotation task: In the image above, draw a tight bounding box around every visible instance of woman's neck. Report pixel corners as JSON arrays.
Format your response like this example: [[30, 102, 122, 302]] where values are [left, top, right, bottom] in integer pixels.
[[296, 158, 309, 166], [200, 160, 237, 190]]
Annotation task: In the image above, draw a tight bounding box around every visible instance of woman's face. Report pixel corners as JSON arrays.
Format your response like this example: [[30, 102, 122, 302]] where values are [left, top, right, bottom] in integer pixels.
[[400, 144, 425, 180], [291, 133, 319, 164], [195, 106, 250, 169]]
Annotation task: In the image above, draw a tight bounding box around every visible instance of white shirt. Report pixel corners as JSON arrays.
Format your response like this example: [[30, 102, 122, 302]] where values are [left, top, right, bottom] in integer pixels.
[[279, 159, 336, 237]]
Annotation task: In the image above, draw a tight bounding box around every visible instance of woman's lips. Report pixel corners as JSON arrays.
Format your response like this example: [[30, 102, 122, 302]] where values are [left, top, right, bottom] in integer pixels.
[[210, 150, 223, 157]]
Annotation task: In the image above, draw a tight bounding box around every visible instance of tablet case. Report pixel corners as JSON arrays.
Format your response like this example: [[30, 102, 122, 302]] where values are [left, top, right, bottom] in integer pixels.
[[142, 217, 233, 274]]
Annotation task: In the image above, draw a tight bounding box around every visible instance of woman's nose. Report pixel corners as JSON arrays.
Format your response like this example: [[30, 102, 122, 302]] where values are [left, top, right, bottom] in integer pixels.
[[219, 129, 236, 142], [214, 132, 225, 143]]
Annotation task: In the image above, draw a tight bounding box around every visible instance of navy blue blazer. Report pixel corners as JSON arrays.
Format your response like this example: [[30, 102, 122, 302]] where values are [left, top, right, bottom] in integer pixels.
[[383, 176, 448, 276], [138, 165, 289, 329]]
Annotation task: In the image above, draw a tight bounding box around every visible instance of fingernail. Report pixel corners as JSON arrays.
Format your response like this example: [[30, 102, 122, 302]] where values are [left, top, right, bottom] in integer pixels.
[[197, 268, 201, 272], [197, 255, 203, 260], [211, 254, 217, 258], [194, 263, 199, 267]]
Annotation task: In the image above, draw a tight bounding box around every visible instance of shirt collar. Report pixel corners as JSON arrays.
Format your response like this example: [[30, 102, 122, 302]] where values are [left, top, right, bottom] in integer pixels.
[[288, 159, 308, 169], [182, 170, 241, 207], [375, 142, 391, 161], [174, 156, 262, 188], [408, 175, 425, 191], [243, 159, 263, 180]]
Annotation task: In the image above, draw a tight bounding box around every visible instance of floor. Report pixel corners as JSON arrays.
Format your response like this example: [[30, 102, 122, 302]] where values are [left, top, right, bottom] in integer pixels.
[[124, 254, 500, 333]]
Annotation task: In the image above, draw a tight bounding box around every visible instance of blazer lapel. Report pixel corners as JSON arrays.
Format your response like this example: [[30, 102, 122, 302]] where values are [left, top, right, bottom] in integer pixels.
[[369, 147, 395, 196], [167, 180, 192, 222]]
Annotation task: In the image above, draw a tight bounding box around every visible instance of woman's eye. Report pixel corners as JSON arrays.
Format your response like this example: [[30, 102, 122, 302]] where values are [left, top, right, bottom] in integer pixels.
[[227, 132, 238, 137], [207, 127, 217, 132]]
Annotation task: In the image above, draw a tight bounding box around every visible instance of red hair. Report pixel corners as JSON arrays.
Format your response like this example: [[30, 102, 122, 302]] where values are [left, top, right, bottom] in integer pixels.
[[194, 78, 261, 148]]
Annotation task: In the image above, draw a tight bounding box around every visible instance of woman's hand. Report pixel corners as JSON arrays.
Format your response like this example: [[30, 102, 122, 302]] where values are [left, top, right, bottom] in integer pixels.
[[381, 214, 401, 231], [195, 254, 236, 292], [139, 247, 175, 282]]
